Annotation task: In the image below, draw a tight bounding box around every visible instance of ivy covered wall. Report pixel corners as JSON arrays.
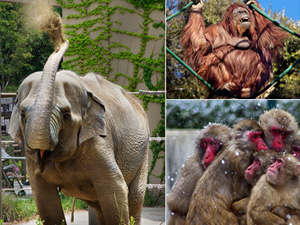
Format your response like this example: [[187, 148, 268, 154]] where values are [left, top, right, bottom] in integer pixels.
[[57, 0, 165, 203]]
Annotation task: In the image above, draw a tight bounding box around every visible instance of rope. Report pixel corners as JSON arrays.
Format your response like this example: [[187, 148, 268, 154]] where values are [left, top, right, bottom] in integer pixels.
[[166, 0, 300, 98], [245, 1, 300, 97], [246, 2, 300, 38], [167, 47, 214, 90], [166, 1, 194, 22], [254, 57, 300, 98], [167, 1, 214, 90]]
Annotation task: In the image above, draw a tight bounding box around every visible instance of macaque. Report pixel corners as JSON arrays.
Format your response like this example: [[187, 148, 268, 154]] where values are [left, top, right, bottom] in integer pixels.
[[167, 124, 233, 225], [247, 153, 300, 225], [185, 119, 269, 225], [260, 109, 298, 152], [230, 150, 277, 225], [244, 151, 277, 186]]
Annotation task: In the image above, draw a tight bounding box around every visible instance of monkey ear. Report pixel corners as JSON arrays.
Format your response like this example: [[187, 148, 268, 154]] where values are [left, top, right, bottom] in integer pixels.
[[78, 91, 106, 145]]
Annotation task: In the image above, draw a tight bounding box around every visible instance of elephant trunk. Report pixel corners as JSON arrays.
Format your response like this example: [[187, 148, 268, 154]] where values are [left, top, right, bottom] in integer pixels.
[[25, 41, 69, 151]]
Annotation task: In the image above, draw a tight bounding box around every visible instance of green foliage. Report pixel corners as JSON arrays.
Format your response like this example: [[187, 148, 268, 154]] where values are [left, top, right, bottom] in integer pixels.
[[1, 194, 88, 223], [0, 3, 55, 92], [2, 194, 37, 222], [57, 0, 164, 91], [59, 193, 88, 211], [125, 0, 164, 10], [35, 218, 44, 225], [148, 103, 165, 183], [129, 216, 135, 225], [268, 11, 300, 98], [166, 100, 300, 129], [143, 189, 164, 207]]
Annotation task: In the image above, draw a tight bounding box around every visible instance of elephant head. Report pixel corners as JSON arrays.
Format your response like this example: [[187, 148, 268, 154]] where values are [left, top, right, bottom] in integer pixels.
[[9, 41, 106, 170]]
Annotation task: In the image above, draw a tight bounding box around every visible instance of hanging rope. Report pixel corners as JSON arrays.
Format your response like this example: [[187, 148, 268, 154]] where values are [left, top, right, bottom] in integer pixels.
[[166, 1, 194, 22], [245, 1, 300, 38], [166, 47, 214, 90], [167, 1, 214, 91], [167, 0, 300, 98]]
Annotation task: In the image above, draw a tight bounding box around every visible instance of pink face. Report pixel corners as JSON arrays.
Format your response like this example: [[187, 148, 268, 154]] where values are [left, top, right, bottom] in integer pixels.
[[244, 158, 261, 184], [201, 137, 221, 168], [270, 127, 290, 151], [267, 158, 284, 179], [246, 131, 269, 151]]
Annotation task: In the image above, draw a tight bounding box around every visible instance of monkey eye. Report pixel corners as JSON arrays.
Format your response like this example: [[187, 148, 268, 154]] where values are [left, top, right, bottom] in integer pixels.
[[292, 146, 300, 154], [271, 128, 280, 134], [202, 141, 207, 146], [276, 158, 284, 165], [254, 158, 261, 166], [250, 131, 262, 139]]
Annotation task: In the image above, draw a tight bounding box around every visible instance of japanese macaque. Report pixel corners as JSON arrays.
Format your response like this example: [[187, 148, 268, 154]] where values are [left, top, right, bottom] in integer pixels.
[[230, 150, 277, 225], [185, 119, 269, 225], [259, 109, 298, 152], [247, 153, 300, 225], [167, 124, 233, 225]]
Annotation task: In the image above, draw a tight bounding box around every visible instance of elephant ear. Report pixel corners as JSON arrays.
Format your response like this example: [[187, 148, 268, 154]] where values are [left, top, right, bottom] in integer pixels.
[[79, 91, 106, 145], [8, 97, 24, 146]]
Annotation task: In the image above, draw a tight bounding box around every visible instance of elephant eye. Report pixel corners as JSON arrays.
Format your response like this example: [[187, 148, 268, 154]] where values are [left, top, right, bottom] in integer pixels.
[[20, 109, 26, 122], [63, 111, 71, 120]]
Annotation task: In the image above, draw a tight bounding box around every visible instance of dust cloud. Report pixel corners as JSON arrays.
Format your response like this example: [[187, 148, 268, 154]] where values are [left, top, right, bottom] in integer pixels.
[[24, 0, 66, 51]]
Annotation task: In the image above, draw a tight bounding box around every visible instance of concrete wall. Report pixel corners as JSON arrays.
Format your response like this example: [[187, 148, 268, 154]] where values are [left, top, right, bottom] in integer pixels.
[[166, 129, 201, 221], [166, 129, 201, 194]]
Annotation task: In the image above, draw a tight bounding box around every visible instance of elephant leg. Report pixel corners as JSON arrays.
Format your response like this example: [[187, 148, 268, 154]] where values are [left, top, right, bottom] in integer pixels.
[[84, 200, 105, 224], [128, 150, 149, 225], [88, 143, 130, 224], [93, 176, 129, 225], [26, 157, 65, 225]]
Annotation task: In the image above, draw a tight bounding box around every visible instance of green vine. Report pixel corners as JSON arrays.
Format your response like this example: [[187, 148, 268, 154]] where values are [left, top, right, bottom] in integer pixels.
[[57, 0, 165, 196], [125, 0, 164, 10]]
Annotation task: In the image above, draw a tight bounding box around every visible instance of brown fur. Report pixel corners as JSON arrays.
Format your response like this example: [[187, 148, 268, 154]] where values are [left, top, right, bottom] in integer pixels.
[[167, 124, 233, 224], [185, 119, 267, 225], [180, 1, 288, 98], [247, 153, 300, 225], [259, 109, 298, 151], [231, 150, 277, 225]]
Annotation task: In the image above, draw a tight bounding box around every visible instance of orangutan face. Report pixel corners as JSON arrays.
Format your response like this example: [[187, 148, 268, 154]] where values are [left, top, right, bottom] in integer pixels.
[[233, 7, 251, 34]]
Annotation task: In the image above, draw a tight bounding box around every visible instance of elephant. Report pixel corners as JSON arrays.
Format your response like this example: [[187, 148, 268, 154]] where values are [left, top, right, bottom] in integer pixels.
[[9, 40, 150, 225]]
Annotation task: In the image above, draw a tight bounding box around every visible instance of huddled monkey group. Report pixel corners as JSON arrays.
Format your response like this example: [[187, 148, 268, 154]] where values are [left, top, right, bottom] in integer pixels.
[[167, 109, 300, 225]]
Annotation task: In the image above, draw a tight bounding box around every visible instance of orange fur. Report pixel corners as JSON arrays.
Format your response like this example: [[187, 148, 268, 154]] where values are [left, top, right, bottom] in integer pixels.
[[181, 2, 289, 98]]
